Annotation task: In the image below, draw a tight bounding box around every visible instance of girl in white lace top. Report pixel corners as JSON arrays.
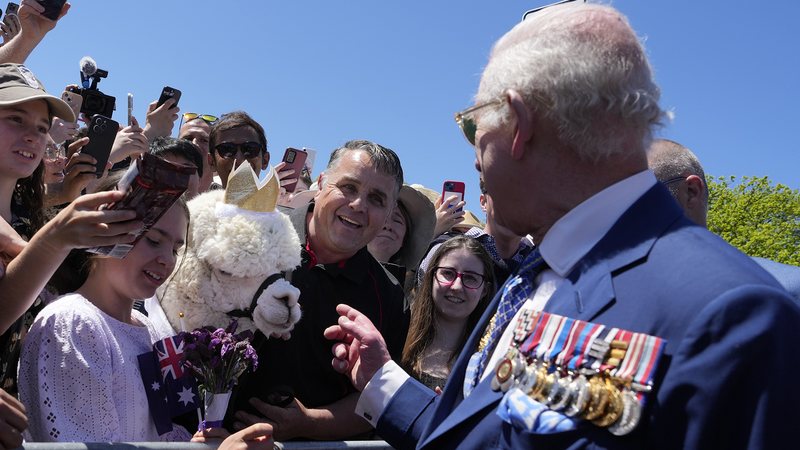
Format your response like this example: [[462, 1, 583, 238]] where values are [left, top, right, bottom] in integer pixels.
[[18, 199, 190, 442]]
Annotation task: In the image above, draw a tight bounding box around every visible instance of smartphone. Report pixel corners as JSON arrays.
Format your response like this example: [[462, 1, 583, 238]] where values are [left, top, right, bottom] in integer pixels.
[[82, 115, 119, 177], [156, 86, 181, 110], [281, 148, 308, 193], [87, 153, 194, 258], [36, 0, 65, 21], [127, 93, 133, 126], [3, 2, 18, 28], [61, 90, 83, 121], [441, 180, 466, 212]]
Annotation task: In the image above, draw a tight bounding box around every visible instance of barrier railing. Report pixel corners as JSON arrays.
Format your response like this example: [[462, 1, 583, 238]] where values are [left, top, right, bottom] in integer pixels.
[[21, 441, 392, 449]]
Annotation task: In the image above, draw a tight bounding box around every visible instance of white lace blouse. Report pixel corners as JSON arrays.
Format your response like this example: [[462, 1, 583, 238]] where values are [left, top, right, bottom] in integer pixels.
[[17, 293, 189, 442]]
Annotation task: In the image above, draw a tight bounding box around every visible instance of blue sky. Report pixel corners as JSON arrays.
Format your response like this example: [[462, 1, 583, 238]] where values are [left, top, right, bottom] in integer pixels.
[[25, 0, 800, 220]]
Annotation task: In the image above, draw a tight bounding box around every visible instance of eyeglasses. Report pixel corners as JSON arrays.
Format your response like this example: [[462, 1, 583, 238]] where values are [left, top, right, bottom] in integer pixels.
[[454, 99, 506, 146], [661, 176, 686, 186], [183, 112, 218, 124], [434, 266, 486, 290], [214, 141, 264, 159], [522, 0, 584, 21]]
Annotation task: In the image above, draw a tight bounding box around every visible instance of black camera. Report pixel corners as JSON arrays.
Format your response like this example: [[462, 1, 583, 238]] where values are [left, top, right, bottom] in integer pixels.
[[78, 64, 116, 119]]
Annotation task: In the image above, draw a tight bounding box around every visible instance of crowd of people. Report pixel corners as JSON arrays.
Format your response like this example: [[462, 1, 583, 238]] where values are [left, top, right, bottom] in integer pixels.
[[1, 1, 799, 450]]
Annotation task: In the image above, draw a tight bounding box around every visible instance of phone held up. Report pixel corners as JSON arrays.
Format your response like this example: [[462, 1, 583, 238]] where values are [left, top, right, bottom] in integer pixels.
[[127, 93, 134, 126], [3, 2, 18, 27], [441, 180, 465, 212], [36, 0, 66, 21], [81, 115, 118, 177], [60, 90, 83, 121], [157, 86, 181, 110], [86, 153, 194, 259], [281, 148, 308, 193]]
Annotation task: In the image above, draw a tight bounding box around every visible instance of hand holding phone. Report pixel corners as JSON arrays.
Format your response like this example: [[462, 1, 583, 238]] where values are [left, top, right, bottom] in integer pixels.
[[35, 0, 66, 21], [156, 86, 181, 110], [441, 180, 465, 212], [2, 2, 19, 40], [61, 90, 83, 121], [81, 115, 119, 177], [280, 148, 308, 193]]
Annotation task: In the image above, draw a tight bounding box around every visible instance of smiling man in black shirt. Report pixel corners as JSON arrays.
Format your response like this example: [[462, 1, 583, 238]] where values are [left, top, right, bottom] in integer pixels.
[[230, 140, 409, 441]]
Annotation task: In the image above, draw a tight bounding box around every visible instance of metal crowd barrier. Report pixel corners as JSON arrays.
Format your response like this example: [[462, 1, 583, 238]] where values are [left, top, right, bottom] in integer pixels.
[[21, 441, 392, 449]]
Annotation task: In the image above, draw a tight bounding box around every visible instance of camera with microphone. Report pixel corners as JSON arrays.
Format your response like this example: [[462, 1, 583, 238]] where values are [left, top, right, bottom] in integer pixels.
[[75, 56, 116, 119]]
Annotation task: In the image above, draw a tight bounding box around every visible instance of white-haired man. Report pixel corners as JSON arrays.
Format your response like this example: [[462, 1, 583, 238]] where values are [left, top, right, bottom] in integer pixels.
[[325, 2, 800, 449]]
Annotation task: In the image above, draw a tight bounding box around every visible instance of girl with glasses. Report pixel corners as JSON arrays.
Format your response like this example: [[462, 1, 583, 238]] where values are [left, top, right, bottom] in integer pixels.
[[402, 235, 496, 391]]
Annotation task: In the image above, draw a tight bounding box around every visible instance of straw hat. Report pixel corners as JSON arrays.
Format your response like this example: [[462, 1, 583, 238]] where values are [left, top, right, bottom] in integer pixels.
[[393, 185, 436, 269]]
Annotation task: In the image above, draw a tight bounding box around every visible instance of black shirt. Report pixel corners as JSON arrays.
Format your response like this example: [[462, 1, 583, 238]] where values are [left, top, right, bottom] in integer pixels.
[[230, 203, 409, 418]]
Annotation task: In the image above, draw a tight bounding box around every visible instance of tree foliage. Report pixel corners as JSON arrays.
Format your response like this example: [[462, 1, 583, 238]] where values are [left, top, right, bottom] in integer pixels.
[[707, 176, 800, 266]]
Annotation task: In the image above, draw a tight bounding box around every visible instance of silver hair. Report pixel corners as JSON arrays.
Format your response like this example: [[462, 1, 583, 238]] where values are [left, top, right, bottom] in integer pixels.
[[477, 2, 666, 161]]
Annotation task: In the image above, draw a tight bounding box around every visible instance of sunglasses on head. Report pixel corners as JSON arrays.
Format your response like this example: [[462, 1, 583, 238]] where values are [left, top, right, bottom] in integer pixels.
[[214, 141, 264, 159], [522, 0, 584, 21], [183, 112, 218, 124]]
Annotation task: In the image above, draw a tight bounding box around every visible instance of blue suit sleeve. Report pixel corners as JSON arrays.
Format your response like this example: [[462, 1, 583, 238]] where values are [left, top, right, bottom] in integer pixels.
[[650, 284, 800, 450], [376, 377, 438, 450]]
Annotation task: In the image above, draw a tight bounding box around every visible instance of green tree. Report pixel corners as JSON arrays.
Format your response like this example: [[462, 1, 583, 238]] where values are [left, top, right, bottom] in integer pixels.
[[707, 176, 800, 266]]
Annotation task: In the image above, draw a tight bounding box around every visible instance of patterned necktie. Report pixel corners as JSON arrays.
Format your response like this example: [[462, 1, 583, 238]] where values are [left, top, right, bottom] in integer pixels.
[[464, 248, 547, 397]]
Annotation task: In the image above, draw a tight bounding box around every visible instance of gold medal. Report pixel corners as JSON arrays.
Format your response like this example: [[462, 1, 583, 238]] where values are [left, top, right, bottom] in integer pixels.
[[592, 380, 624, 427], [582, 376, 610, 421]]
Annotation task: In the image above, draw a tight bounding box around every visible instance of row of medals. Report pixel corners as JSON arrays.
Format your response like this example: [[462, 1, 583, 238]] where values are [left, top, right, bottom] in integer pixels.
[[490, 341, 645, 436]]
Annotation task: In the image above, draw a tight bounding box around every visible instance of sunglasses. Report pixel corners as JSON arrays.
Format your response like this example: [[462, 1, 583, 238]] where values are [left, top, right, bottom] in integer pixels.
[[214, 141, 264, 159], [434, 267, 486, 290], [183, 112, 218, 124], [522, 0, 584, 21], [454, 99, 506, 146]]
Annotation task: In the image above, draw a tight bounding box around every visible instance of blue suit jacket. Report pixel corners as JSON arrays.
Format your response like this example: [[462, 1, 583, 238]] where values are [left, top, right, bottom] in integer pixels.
[[377, 185, 800, 450], [752, 256, 800, 301]]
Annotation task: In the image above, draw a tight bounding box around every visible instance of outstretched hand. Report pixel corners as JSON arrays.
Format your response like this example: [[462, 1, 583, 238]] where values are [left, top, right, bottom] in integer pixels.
[[323, 304, 392, 391], [192, 423, 274, 450]]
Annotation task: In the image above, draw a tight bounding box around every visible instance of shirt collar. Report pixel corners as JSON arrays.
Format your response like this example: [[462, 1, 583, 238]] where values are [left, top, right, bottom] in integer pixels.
[[539, 170, 657, 277]]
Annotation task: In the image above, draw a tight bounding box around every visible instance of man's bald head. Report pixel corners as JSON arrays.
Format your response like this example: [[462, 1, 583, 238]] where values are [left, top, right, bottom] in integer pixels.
[[647, 139, 709, 226]]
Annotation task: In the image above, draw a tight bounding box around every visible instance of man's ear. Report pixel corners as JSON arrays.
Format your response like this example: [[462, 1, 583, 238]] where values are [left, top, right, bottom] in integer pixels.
[[479, 193, 487, 213], [263, 151, 270, 168], [208, 152, 216, 169], [684, 174, 706, 211], [507, 89, 533, 160]]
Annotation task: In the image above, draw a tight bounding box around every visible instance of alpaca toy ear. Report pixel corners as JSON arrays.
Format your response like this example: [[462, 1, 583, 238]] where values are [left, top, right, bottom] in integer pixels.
[[224, 162, 280, 213]]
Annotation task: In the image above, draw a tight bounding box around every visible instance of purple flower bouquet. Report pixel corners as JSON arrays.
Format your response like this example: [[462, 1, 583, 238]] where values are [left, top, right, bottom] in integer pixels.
[[179, 320, 258, 428]]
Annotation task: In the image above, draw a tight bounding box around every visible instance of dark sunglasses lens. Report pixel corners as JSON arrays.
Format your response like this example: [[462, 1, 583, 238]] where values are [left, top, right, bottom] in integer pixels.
[[460, 117, 477, 145], [241, 142, 263, 159], [215, 143, 237, 158]]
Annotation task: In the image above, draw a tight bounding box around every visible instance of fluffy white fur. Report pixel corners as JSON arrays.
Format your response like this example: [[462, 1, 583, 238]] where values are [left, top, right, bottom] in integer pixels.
[[159, 190, 302, 336]]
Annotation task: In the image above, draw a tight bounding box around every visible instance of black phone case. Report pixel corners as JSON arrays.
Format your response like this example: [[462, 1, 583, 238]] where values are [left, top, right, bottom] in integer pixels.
[[38, 0, 65, 20], [82, 115, 118, 177], [157, 86, 181, 109]]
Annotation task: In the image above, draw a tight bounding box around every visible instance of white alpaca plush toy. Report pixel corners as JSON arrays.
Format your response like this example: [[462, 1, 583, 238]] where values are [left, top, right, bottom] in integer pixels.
[[159, 162, 302, 337]]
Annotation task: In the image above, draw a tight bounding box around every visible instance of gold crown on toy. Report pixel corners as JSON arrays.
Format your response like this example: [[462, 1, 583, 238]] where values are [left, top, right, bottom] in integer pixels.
[[224, 161, 280, 212]]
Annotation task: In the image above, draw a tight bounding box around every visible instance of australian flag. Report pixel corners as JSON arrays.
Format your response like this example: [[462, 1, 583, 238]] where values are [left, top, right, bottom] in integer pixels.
[[138, 334, 199, 435]]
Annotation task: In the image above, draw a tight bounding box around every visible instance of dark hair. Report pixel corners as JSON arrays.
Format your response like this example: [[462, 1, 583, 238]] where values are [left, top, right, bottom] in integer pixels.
[[151, 136, 204, 177], [401, 236, 496, 378], [327, 140, 403, 195], [208, 111, 268, 157], [11, 162, 46, 235]]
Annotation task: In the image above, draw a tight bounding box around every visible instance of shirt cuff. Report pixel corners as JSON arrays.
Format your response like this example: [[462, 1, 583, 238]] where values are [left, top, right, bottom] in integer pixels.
[[354, 360, 410, 427]]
